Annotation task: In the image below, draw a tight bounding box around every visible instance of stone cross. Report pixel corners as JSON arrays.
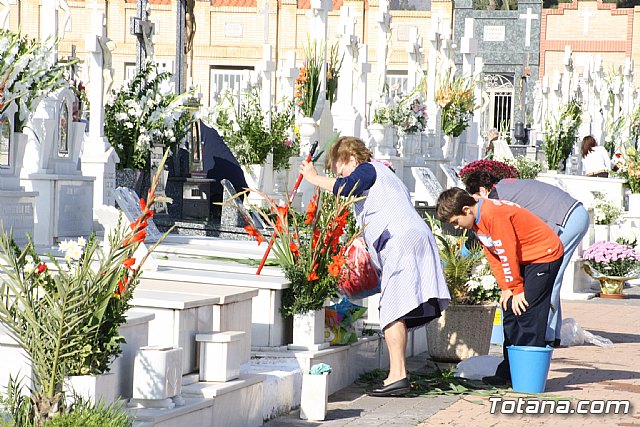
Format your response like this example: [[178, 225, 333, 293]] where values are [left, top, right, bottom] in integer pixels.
[[130, 0, 155, 75], [306, 0, 331, 120], [622, 58, 634, 119], [258, 0, 276, 45], [356, 45, 371, 138], [277, 51, 299, 101], [257, 44, 276, 121], [460, 18, 477, 78], [85, 0, 107, 139], [561, 45, 574, 104], [426, 15, 443, 133], [579, 8, 595, 37], [439, 24, 456, 79], [375, 0, 392, 94], [406, 27, 423, 92], [337, 5, 358, 109], [519, 8, 538, 48]]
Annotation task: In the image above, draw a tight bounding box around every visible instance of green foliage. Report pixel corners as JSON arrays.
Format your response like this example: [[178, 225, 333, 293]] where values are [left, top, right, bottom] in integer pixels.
[[543, 97, 582, 171], [0, 377, 32, 427], [104, 60, 196, 170], [295, 41, 323, 118], [425, 215, 496, 304], [0, 153, 171, 426], [592, 191, 622, 225], [326, 42, 343, 108], [215, 88, 296, 170], [45, 399, 133, 427], [472, 0, 518, 10], [503, 155, 542, 179]]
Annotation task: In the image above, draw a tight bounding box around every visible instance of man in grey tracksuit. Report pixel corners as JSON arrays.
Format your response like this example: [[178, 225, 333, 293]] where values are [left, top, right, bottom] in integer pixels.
[[464, 170, 589, 347]]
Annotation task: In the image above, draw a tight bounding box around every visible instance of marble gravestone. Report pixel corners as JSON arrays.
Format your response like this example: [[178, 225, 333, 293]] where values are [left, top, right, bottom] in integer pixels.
[[114, 187, 163, 243], [0, 102, 38, 245], [21, 88, 94, 247], [412, 167, 444, 206], [453, 0, 542, 130], [440, 163, 465, 189]]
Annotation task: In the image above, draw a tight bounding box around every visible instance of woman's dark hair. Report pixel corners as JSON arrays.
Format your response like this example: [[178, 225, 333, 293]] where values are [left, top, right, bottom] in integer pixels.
[[464, 170, 501, 195], [436, 188, 477, 222], [327, 136, 372, 173], [581, 135, 597, 159]]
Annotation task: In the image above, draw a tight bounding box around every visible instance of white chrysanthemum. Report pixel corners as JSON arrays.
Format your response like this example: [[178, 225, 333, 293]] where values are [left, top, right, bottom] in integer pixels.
[[115, 112, 129, 122], [480, 275, 497, 290]]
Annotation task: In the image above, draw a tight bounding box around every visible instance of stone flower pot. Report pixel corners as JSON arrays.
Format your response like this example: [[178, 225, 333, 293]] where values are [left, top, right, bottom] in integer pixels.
[[426, 303, 497, 362]]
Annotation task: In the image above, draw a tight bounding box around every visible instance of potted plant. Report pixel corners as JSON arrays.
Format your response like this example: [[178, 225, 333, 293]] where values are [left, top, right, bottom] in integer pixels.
[[582, 240, 640, 298], [435, 73, 477, 138], [0, 154, 170, 426], [238, 187, 362, 349], [503, 155, 542, 179], [105, 60, 196, 191], [459, 159, 520, 184], [542, 97, 582, 173], [612, 147, 640, 211], [590, 191, 621, 242], [425, 215, 500, 362]]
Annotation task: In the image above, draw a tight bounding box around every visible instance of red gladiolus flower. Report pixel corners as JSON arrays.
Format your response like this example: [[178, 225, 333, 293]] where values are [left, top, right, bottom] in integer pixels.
[[307, 270, 319, 281], [244, 225, 265, 245], [274, 205, 289, 233], [117, 275, 130, 295], [140, 197, 147, 212], [311, 228, 320, 249], [305, 195, 318, 225], [328, 262, 341, 277], [122, 258, 136, 270], [290, 242, 300, 257], [36, 263, 47, 274]]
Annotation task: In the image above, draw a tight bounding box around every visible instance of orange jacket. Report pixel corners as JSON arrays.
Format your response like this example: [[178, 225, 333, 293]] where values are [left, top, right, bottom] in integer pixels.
[[473, 199, 564, 295]]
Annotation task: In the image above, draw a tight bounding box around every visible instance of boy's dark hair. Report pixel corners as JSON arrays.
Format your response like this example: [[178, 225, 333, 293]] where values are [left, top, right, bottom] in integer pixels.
[[436, 188, 477, 222], [464, 170, 501, 195]]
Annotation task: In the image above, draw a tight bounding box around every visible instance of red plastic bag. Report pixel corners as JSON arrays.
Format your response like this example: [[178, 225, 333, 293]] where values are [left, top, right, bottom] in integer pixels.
[[338, 239, 381, 299]]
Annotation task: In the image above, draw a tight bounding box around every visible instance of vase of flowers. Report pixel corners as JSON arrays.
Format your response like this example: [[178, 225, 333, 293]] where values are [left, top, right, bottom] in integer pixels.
[[612, 147, 640, 205], [424, 215, 500, 362], [0, 30, 71, 130], [543, 97, 582, 172], [295, 41, 323, 119], [582, 240, 640, 298], [238, 187, 363, 349], [105, 60, 196, 174], [435, 73, 476, 138]]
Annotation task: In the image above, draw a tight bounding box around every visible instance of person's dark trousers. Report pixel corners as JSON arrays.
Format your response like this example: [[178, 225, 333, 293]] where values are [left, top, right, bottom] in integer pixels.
[[494, 257, 563, 380]]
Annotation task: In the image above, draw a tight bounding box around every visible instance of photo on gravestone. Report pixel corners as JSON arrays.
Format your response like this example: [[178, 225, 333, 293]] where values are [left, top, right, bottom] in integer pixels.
[[412, 167, 444, 206], [440, 163, 465, 188]]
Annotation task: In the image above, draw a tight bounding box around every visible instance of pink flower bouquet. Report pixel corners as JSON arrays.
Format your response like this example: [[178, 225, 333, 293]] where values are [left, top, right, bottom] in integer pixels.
[[582, 241, 640, 278]]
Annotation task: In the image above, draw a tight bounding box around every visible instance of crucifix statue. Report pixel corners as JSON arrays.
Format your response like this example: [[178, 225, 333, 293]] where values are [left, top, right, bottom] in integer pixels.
[[130, 0, 155, 75]]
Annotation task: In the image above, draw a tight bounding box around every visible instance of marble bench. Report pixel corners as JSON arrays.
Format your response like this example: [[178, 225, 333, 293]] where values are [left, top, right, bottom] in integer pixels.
[[134, 279, 258, 374]]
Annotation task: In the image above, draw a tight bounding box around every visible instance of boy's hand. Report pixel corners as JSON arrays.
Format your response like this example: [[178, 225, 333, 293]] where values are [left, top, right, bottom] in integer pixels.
[[499, 289, 513, 311], [511, 292, 529, 316]]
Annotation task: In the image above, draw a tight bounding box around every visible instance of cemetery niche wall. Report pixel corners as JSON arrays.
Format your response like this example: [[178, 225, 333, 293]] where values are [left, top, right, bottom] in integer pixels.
[[0, 102, 37, 245], [21, 88, 94, 247]]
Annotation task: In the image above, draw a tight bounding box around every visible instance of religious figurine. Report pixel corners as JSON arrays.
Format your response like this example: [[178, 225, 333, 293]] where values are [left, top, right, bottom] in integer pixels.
[[0, 0, 9, 30], [185, 0, 196, 55]]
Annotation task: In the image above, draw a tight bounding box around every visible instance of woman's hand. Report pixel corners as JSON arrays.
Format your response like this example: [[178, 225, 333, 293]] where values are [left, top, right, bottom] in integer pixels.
[[300, 160, 318, 179]]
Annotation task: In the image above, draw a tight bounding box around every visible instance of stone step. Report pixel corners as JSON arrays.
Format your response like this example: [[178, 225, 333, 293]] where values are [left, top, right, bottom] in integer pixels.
[[155, 256, 285, 278], [127, 397, 215, 427], [154, 241, 272, 261], [141, 266, 288, 291]]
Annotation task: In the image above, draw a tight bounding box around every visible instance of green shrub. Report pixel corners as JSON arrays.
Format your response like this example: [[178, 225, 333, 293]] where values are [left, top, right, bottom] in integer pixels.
[[45, 400, 133, 427]]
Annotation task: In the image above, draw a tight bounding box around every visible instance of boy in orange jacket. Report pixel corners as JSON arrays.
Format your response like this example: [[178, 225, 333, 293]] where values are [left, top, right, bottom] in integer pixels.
[[436, 188, 564, 386]]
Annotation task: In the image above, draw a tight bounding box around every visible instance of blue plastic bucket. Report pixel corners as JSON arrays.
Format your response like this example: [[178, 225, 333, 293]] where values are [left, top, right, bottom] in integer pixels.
[[507, 345, 553, 393]]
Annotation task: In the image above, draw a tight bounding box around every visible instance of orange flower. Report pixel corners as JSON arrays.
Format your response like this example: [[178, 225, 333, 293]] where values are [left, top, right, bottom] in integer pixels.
[[244, 225, 265, 245], [36, 263, 47, 274], [122, 258, 136, 270], [311, 228, 320, 249], [139, 197, 147, 212], [117, 275, 130, 295], [327, 262, 341, 277], [290, 242, 300, 257], [307, 270, 319, 282], [305, 195, 318, 225], [331, 254, 346, 268], [274, 205, 289, 233]]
